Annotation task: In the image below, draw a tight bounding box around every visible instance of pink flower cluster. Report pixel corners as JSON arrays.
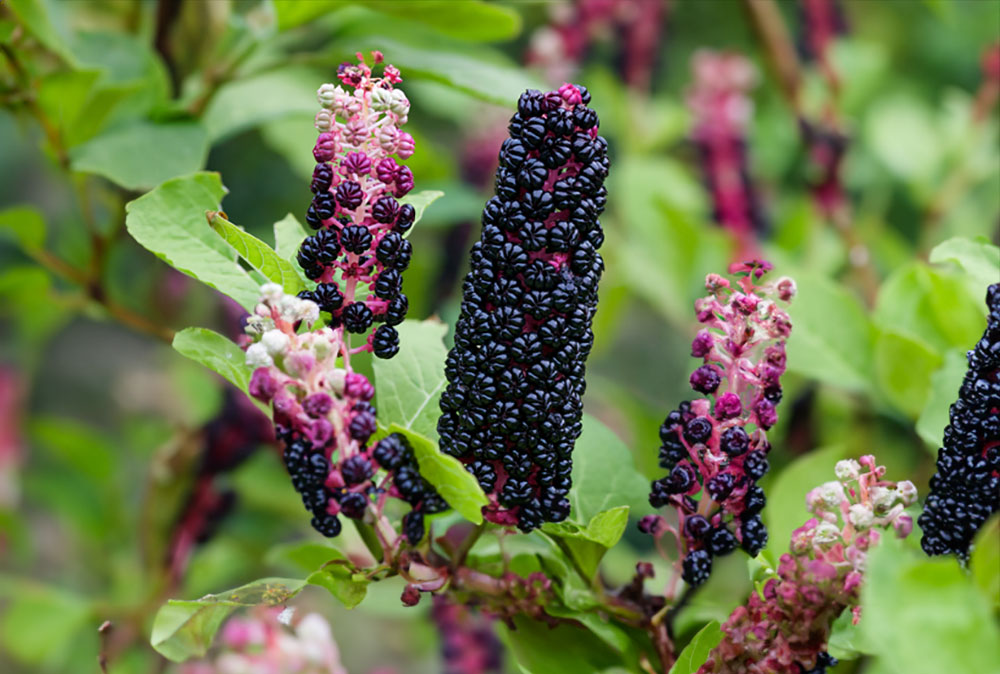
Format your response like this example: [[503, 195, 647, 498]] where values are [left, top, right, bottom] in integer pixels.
[[298, 52, 417, 358], [245, 285, 445, 543], [645, 261, 795, 586], [697, 455, 917, 674], [687, 50, 766, 254], [181, 608, 348, 674]]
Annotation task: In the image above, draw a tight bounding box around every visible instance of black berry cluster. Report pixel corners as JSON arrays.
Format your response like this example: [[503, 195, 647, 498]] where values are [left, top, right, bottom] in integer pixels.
[[919, 283, 1000, 558], [436, 83, 609, 531], [372, 432, 449, 543]]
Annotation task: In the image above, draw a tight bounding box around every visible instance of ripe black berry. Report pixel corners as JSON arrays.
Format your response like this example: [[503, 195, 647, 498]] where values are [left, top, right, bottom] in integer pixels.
[[373, 324, 400, 359], [340, 225, 373, 255], [682, 549, 713, 586], [342, 302, 374, 333]]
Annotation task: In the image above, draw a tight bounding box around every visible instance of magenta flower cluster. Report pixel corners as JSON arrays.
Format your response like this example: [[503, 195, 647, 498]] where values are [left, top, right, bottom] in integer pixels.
[[698, 456, 916, 674], [687, 50, 767, 250], [643, 260, 795, 586]]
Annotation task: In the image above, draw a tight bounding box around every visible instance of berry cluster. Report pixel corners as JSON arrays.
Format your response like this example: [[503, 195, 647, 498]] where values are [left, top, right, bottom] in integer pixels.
[[687, 50, 767, 251], [796, 0, 848, 64], [296, 52, 417, 360], [245, 284, 444, 543], [431, 596, 504, 674], [919, 283, 1000, 558], [436, 84, 609, 532], [645, 261, 795, 586], [698, 456, 916, 673]]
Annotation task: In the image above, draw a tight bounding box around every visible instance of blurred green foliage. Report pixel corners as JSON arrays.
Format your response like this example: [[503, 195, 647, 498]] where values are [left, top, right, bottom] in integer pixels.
[[0, 0, 998, 673]]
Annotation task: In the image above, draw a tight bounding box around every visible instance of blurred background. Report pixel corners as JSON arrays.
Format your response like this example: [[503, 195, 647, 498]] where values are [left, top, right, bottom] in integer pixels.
[[0, 0, 997, 672]]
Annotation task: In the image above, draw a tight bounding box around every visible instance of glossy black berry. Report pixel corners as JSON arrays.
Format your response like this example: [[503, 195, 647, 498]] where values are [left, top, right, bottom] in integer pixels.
[[335, 180, 364, 209], [682, 549, 713, 586], [342, 302, 374, 333], [373, 324, 400, 359], [403, 510, 425, 544], [340, 225, 372, 255], [341, 454, 374, 485]]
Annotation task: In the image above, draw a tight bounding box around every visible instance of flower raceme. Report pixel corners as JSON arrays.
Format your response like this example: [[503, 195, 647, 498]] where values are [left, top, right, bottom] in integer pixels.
[[246, 285, 446, 543], [919, 282, 1000, 558], [644, 261, 795, 586], [687, 50, 768, 253], [437, 84, 609, 532], [698, 456, 917, 674], [297, 52, 417, 359]]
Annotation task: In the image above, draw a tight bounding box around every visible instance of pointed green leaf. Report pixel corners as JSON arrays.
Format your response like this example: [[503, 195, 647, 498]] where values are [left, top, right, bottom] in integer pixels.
[[399, 190, 444, 231], [388, 423, 487, 525], [373, 319, 449, 441], [172, 327, 253, 397], [569, 415, 650, 523], [70, 120, 208, 190], [0, 205, 46, 253], [915, 349, 968, 449], [542, 506, 630, 579], [929, 236, 1000, 299], [124, 172, 261, 310], [209, 212, 304, 294], [669, 620, 724, 674], [306, 565, 369, 609], [150, 578, 306, 662], [274, 213, 310, 262]]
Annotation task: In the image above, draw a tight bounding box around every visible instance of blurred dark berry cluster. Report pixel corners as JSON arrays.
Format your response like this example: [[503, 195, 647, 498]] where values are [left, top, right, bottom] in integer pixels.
[[919, 283, 1000, 558], [436, 83, 609, 532], [646, 262, 795, 586], [295, 55, 419, 360], [431, 596, 504, 674]]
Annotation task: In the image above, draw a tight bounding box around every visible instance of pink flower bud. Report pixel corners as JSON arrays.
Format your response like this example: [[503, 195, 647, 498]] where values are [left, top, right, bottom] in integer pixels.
[[396, 131, 415, 159], [313, 132, 337, 162]]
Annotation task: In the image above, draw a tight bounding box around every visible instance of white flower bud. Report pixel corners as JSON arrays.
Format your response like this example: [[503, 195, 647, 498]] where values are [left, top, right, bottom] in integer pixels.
[[295, 298, 319, 325], [371, 86, 393, 112], [245, 343, 273, 368], [317, 83, 340, 109], [849, 503, 874, 529], [819, 481, 845, 509], [314, 108, 334, 132], [328, 367, 346, 394], [813, 521, 841, 544], [835, 459, 861, 480], [261, 329, 289, 355], [869, 485, 896, 512], [260, 283, 283, 302], [896, 480, 918, 506], [389, 89, 410, 116]]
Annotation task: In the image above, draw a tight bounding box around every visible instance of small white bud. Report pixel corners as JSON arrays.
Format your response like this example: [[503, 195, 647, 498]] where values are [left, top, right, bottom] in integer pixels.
[[371, 87, 393, 112], [295, 298, 319, 325], [389, 89, 410, 116], [277, 606, 295, 625], [314, 108, 334, 132], [849, 503, 874, 529], [317, 83, 339, 109], [869, 485, 896, 512], [260, 283, 283, 302], [819, 481, 845, 509], [328, 367, 346, 394], [813, 521, 841, 544], [261, 329, 289, 355], [245, 343, 273, 368], [835, 459, 861, 481], [896, 480, 918, 506]]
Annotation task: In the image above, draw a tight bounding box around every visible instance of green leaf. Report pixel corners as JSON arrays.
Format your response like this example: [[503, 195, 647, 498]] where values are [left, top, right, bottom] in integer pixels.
[[388, 423, 487, 525], [915, 349, 967, 448], [0, 577, 92, 667], [306, 565, 369, 609], [764, 445, 847, 558], [398, 190, 444, 231], [202, 67, 323, 142], [70, 120, 209, 190], [265, 541, 344, 574], [5, 0, 74, 62], [349, 38, 545, 106], [929, 236, 1000, 300], [785, 272, 874, 393], [273, 213, 310, 262], [861, 536, 1000, 674], [150, 578, 306, 662], [827, 606, 867, 660], [124, 172, 261, 310], [669, 620, 724, 674], [0, 205, 45, 253], [874, 330, 943, 418], [172, 328, 253, 396], [874, 262, 986, 353], [364, 1, 520, 41], [501, 615, 621, 674], [570, 415, 650, 523], [373, 319, 449, 441], [208, 212, 304, 295], [970, 514, 1000, 607], [542, 506, 629, 579]]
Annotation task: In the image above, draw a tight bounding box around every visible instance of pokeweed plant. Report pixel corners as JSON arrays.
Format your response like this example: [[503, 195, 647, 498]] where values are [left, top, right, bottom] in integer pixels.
[[114, 52, 994, 674]]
